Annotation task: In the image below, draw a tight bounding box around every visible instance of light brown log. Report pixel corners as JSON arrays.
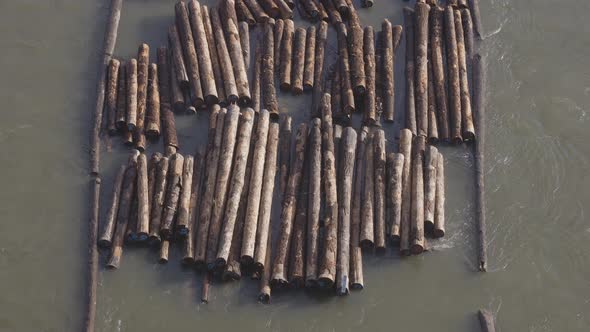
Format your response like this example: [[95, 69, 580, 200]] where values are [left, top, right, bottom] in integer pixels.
[[279, 19, 294, 91], [350, 126, 367, 289], [253, 122, 279, 271], [98, 164, 126, 248], [194, 107, 226, 269], [126, 59, 138, 131], [455, 9, 475, 141], [189, 1, 218, 106], [303, 27, 316, 91], [160, 153, 184, 239], [216, 109, 255, 268], [238, 21, 250, 71], [106, 151, 139, 269], [115, 61, 127, 130], [311, 21, 328, 117], [258, 0, 278, 17], [202, 5, 227, 106], [257, 230, 272, 303], [175, 156, 194, 236], [333, 125, 342, 183], [363, 26, 376, 125], [145, 63, 161, 138], [106, 59, 120, 135], [373, 129, 386, 253], [236, 0, 256, 25], [434, 151, 446, 238], [374, 31, 383, 118], [168, 25, 189, 88], [381, 20, 394, 122], [291, 27, 306, 95], [182, 149, 203, 265], [251, 40, 262, 113], [226, 20, 251, 106], [392, 24, 403, 115], [410, 136, 425, 254], [318, 93, 338, 289], [321, 0, 341, 24], [279, 115, 292, 196], [331, 61, 345, 123], [175, 1, 204, 108], [360, 130, 374, 249], [469, 0, 483, 40], [149, 156, 169, 245], [262, 23, 279, 118], [275, 0, 294, 19], [305, 118, 321, 287], [399, 129, 413, 255], [387, 153, 404, 242], [211, 7, 239, 103], [181, 227, 195, 265], [336, 23, 355, 115], [334, 0, 349, 16], [403, 8, 417, 135], [241, 110, 270, 265], [348, 21, 365, 96], [86, 176, 101, 332], [424, 145, 438, 233], [136, 153, 150, 241], [478, 309, 496, 332], [427, 55, 439, 142], [415, 3, 429, 137], [158, 240, 170, 264], [430, 6, 449, 140], [170, 59, 186, 113], [273, 19, 284, 72], [157, 48, 179, 149], [289, 131, 309, 288], [243, 0, 269, 23], [316, 0, 329, 22], [445, 6, 462, 142], [272, 123, 309, 286]]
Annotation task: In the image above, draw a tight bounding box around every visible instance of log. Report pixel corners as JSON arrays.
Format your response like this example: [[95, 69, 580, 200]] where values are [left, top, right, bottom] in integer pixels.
[[430, 5, 449, 141], [122, 128, 133, 146], [216, 109, 255, 268], [147, 152, 160, 214], [311, 21, 328, 117], [360, 130, 374, 248], [414, 3, 429, 137], [238, 21, 250, 71], [106, 59, 120, 135], [305, 118, 321, 287], [279, 19, 294, 91], [350, 126, 367, 289], [211, 7, 239, 103], [333, 125, 343, 179], [321, 0, 342, 24], [302, 25, 316, 92], [361, 0, 373, 8], [403, 8, 417, 135], [336, 23, 355, 115], [363, 26, 376, 125], [291, 27, 307, 95], [136, 153, 150, 241], [194, 107, 226, 269], [189, 1, 218, 106], [220, 0, 240, 33], [115, 61, 127, 130], [106, 151, 139, 269], [424, 146, 438, 233], [160, 153, 184, 240], [126, 59, 138, 131], [381, 20, 394, 122], [275, 0, 294, 19], [478, 309, 496, 332], [458, 0, 468, 8], [253, 122, 280, 271], [434, 152, 445, 238], [257, 230, 272, 303], [262, 23, 279, 118], [348, 19, 365, 96], [331, 61, 345, 123], [201, 272, 210, 303], [399, 129, 413, 255], [410, 136, 425, 254], [158, 240, 169, 264], [243, 0, 269, 23], [392, 25, 403, 117], [271, 123, 309, 286], [387, 153, 404, 242], [373, 129, 386, 253], [273, 19, 284, 72], [279, 115, 292, 197], [427, 55, 439, 142], [236, 0, 256, 25], [473, 53, 486, 271], [175, 156, 194, 237], [202, 5, 227, 106], [125, 190, 138, 244], [336, 127, 356, 295], [301, 0, 319, 18], [448, 0, 458, 6], [469, 0, 483, 40], [168, 25, 189, 88], [334, 0, 349, 16], [157, 48, 179, 149], [461, 8, 474, 71], [85, 176, 100, 332], [182, 149, 203, 265], [251, 39, 262, 113], [315, 0, 329, 22], [145, 63, 161, 138], [318, 93, 338, 288], [226, 20, 251, 106], [455, 9, 475, 141], [374, 31, 383, 118], [205, 106, 241, 270], [445, 6, 462, 143], [98, 164, 126, 248], [175, 1, 204, 108], [184, 88, 197, 114], [170, 60, 186, 113], [149, 156, 169, 245], [241, 110, 270, 265]]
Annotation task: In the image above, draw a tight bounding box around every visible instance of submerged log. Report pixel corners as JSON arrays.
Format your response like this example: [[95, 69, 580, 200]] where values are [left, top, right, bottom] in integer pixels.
[[98, 164, 126, 248], [189, 1, 218, 105], [158, 240, 169, 264], [337, 127, 356, 295], [410, 136, 425, 254], [473, 53, 486, 271], [455, 9, 475, 141], [424, 146, 438, 233], [160, 153, 184, 240], [175, 1, 204, 108], [303, 25, 316, 91], [305, 118, 321, 287], [106, 59, 120, 135], [399, 129, 413, 255], [201, 272, 210, 303], [445, 6, 462, 143], [430, 5, 449, 140], [202, 5, 227, 106], [360, 130, 374, 248], [126, 59, 138, 131], [373, 129, 386, 253], [387, 153, 404, 242], [478, 309, 496, 332], [175, 156, 194, 237], [363, 26, 376, 125], [279, 115, 292, 197], [403, 7, 417, 135], [291, 27, 307, 95], [136, 153, 150, 241], [311, 21, 328, 117], [211, 7, 239, 103], [350, 126, 368, 290], [279, 19, 294, 91]]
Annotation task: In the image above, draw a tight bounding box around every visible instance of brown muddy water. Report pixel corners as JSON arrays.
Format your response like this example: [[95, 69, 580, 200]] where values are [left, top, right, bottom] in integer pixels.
[[0, 0, 589, 331]]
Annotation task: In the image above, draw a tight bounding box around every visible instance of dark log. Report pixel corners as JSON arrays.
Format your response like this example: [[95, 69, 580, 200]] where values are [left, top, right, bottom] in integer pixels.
[[305, 118, 321, 287], [478, 309, 496, 332], [122, 128, 133, 146], [279, 114, 292, 196], [136, 153, 150, 241], [258, 0, 278, 17], [430, 5, 449, 140], [175, 1, 204, 108], [170, 60, 186, 113], [183, 88, 197, 114], [445, 6, 462, 143], [125, 189, 138, 244], [361, 0, 373, 8], [399, 129, 412, 255], [360, 130, 374, 248], [106, 59, 120, 135], [158, 240, 169, 264], [202, 5, 227, 106], [98, 164, 126, 248], [448, 0, 458, 6], [331, 61, 345, 123], [334, 0, 349, 16], [126, 59, 138, 131], [315, 0, 329, 22], [391, 24, 403, 118], [348, 19, 365, 96], [244, 0, 269, 23], [115, 61, 127, 130], [424, 146, 438, 233], [262, 23, 279, 118], [321, 0, 341, 24], [403, 7, 417, 135], [301, 0, 319, 18], [434, 152, 445, 238], [373, 129, 386, 253], [253, 122, 280, 271], [201, 272, 210, 303], [458, 0, 468, 8], [211, 7, 239, 103], [336, 23, 355, 115], [257, 230, 272, 303], [311, 21, 328, 117], [149, 156, 169, 245], [168, 25, 189, 88], [363, 26, 376, 125], [410, 136, 425, 254], [236, 0, 256, 25], [158, 49, 179, 149], [279, 19, 294, 91], [318, 93, 338, 289], [238, 21, 250, 71], [387, 153, 404, 242], [381, 20, 394, 122], [291, 27, 307, 95], [461, 8, 474, 71], [273, 19, 284, 72], [241, 110, 270, 265], [181, 150, 202, 265], [272, 123, 309, 286], [455, 9, 475, 141], [302, 25, 316, 92], [160, 153, 184, 240], [375, 31, 383, 119], [426, 0, 438, 5], [147, 152, 160, 215], [275, 0, 294, 19], [145, 63, 161, 138], [226, 20, 251, 106], [175, 156, 194, 236], [189, 1, 218, 105], [473, 53, 486, 271], [469, 0, 483, 40], [414, 3, 429, 137], [427, 55, 439, 142], [85, 176, 101, 332]]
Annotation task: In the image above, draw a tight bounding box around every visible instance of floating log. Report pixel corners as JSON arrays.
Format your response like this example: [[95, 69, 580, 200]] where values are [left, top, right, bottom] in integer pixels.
[[387, 153, 404, 242], [469, 0, 483, 40], [279, 115, 292, 196], [291, 27, 307, 95], [414, 2, 429, 137], [273, 19, 284, 72], [216, 109, 255, 268], [478, 309, 496, 332], [279, 19, 294, 91], [202, 5, 227, 106], [211, 7, 239, 103], [350, 127, 368, 290], [189, 1, 218, 106], [399, 129, 413, 255], [160, 153, 184, 240], [182, 149, 203, 264], [445, 6, 462, 143], [276, 0, 294, 19], [241, 110, 270, 265], [336, 127, 356, 295], [86, 176, 101, 332], [149, 156, 169, 245], [311, 21, 328, 117], [336, 23, 354, 115], [272, 123, 309, 286], [158, 240, 169, 264], [458, 0, 468, 8], [302, 25, 316, 91], [98, 165, 126, 248], [258, 230, 272, 303], [318, 93, 338, 288], [334, 0, 349, 16], [226, 20, 251, 106], [145, 64, 161, 138], [170, 61, 186, 113], [301, 0, 319, 18], [106, 151, 138, 269], [331, 61, 345, 123], [238, 21, 250, 71], [184, 89, 197, 114], [175, 1, 204, 108], [374, 31, 383, 118], [381, 20, 394, 122], [348, 18, 365, 96], [253, 122, 280, 271], [126, 191, 138, 243], [157, 48, 179, 149], [194, 106, 225, 269], [236, 0, 256, 25], [201, 272, 210, 303], [136, 153, 150, 241], [115, 61, 127, 130], [259, 0, 279, 17], [360, 130, 374, 249], [126, 59, 138, 131], [168, 25, 189, 88], [220, 0, 240, 34], [455, 9, 475, 141], [262, 23, 279, 118], [424, 146, 438, 232], [434, 151, 446, 239], [426, 0, 438, 6], [363, 26, 376, 125], [473, 53, 486, 271], [391, 25, 403, 119], [305, 118, 321, 287], [122, 128, 133, 146], [361, 0, 373, 8], [427, 57, 439, 142], [251, 40, 262, 113], [461, 8, 474, 69], [448, 0, 458, 6], [206, 107, 241, 270], [175, 156, 194, 237], [106, 59, 120, 135], [244, 0, 269, 23], [316, 0, 329, 22], [430, 5, 449, 140], [403, 7, 417, 135], [333, 124, 343, 179], [410, 136, 425, 254], [321, 0, 341, 24], [373, 129, 386, 253]]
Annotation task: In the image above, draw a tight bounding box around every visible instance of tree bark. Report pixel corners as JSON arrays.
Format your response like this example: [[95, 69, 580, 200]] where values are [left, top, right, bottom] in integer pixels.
[[414, 2, 429, 137], [311, 21, 328, 118], [236, 0, 256, 25], [348, 19, 365, 96], [243, 0, 269, 23], [189, 1, 218, 105], [455, 9, 475, 141], [373, 129, 386, 253], [126, 59, 138, 131], [262, 22, 279, 118], [399, 128, 413, 255], [303, 25, 316, 92], [360, 130, 374, 248], [145, 64, 161, 138], [202, 5, 227, 106], [336, 23, 355, 115], [305, 118, 322, 287], [279, 19, 294, 91], [445, 6, 462, 143], [403, 7, 417, 135], [291, 27, 307, 95], [98, 164, 126, 248], [251, 40, 262, 113], [170, 58, 186, 113], [175, 1, 204, 108], [211, 7, 239, 103], [424, 146, 438, 233], [160, 153, 184, 240], [427, 56, 439, 143], [279, 115, 292, 197], [363, 26, 376, 125], [387, 153, 404, 242], [238, 21, 250, 71], [410, 136, 425, 254]]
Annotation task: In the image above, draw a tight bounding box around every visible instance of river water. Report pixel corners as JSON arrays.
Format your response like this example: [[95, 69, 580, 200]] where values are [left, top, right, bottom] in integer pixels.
[[1, 0, 589, 331]]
